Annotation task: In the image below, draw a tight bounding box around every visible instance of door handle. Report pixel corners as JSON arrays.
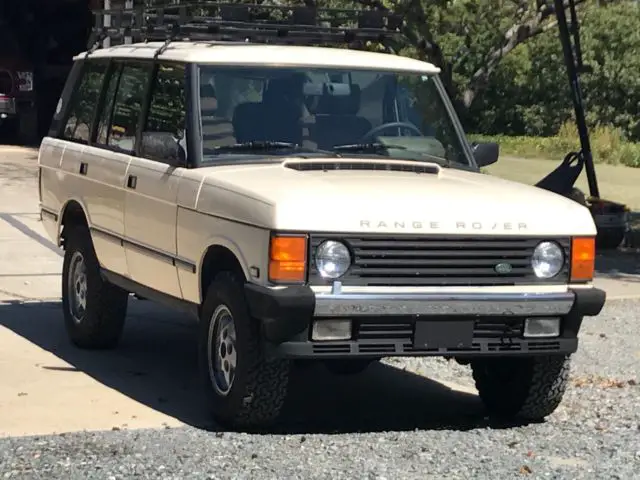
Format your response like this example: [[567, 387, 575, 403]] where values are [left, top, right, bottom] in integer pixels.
[[127, 175, 137, 189], [79, 162, 88, 175]]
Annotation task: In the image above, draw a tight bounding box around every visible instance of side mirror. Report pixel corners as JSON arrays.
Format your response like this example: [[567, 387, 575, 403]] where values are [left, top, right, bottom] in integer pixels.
[[140, 132, 186, 167], [472, 141, 499, 168]]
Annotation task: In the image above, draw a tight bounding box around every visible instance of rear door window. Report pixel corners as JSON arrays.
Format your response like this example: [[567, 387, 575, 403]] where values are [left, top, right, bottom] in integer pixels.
[[106, 62, 152, 154], [94, 62, 123, 146], [142, 63, 188, 163]]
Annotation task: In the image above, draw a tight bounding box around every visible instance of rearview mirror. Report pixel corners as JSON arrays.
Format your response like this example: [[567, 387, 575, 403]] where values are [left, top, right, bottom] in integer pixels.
[[140, 132, 186, 167], [472, 142, 499, 168]]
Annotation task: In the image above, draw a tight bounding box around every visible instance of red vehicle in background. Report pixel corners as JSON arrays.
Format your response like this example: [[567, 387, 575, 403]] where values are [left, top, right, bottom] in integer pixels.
[[0, 26, 37, 143]]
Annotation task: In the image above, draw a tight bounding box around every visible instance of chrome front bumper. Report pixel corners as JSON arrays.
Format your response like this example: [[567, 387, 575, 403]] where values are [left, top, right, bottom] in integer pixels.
[[244, 282, 606, 346], [313, 284, 575, 317]]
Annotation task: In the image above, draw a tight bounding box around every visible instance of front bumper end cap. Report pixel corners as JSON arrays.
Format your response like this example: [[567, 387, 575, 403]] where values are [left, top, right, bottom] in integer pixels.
[[244, 283, 315, 344]]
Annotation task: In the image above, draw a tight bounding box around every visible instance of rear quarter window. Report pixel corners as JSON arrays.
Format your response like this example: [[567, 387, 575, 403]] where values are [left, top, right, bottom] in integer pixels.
[[61, 61, 108, 144]]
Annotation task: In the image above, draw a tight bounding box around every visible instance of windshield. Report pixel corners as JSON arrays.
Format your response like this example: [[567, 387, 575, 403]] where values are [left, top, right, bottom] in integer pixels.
[[197, 65, 472, 168]]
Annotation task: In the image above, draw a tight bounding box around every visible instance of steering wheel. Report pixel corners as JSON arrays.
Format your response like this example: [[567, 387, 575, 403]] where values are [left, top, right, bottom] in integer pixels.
[[360, 121, 423, 143]]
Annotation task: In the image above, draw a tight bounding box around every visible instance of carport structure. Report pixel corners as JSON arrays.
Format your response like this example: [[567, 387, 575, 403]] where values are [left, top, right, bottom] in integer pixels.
[[0, 0, 128, 140]]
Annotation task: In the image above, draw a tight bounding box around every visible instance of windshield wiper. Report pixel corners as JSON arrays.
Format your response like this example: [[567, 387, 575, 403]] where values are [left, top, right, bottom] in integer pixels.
[[331, 142, 407, 153], [209, 141, 337, 156]]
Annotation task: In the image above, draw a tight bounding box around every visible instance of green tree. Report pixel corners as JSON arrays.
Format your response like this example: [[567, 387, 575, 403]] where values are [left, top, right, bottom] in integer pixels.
[[468, 0, 640, 139]]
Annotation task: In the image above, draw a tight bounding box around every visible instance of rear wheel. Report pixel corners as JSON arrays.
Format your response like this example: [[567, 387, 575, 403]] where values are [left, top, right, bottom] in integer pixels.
[[198, 271, 291, 430], [471, 355, 571, 422], [61, 226, 129, 349]]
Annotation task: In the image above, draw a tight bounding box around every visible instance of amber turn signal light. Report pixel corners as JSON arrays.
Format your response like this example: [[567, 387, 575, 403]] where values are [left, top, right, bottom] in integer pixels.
[[570, 237, 595, 282], [269, 235, 307, 283]]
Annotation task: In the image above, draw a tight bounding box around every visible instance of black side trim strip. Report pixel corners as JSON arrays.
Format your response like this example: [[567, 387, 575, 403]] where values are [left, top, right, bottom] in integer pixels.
[[90, 225, 124, 246], [126, 238, 174, 266], [40, 207, 58, 221], [174, 256, 197, 273], [89, 226, 197, 273], [101, 269, 199, 318]]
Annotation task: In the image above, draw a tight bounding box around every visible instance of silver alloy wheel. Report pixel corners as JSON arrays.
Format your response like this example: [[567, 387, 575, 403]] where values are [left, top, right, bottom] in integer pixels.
[[68, 251, 88, 324], [207, 304, 238, 396]]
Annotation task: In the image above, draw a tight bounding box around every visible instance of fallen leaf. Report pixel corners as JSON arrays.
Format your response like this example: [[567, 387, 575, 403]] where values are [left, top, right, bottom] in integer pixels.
[[571, 375, 635, 389], [519, 465, 533, 475]]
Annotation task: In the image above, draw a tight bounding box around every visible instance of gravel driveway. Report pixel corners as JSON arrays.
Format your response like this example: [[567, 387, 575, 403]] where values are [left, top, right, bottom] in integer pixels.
[[1, 298, 638, 479]]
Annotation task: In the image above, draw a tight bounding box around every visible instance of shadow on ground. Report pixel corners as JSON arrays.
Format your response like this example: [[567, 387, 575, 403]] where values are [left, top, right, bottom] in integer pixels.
[[595, 249, 640, 282], [595, 211, 640, 282], [0, 298, 503, 435]]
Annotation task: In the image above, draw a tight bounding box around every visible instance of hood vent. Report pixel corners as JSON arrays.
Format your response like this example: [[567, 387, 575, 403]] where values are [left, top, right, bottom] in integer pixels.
[[283, 159, 440, 175]]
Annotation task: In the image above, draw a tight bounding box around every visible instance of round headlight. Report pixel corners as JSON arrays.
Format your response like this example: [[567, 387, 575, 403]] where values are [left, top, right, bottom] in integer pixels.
[[315, 240, 351, 279], [532, 241, 565, 279]]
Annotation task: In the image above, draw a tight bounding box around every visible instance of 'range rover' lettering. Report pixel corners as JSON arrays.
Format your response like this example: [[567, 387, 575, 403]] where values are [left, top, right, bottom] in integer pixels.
[[359, 220, 528, 231]]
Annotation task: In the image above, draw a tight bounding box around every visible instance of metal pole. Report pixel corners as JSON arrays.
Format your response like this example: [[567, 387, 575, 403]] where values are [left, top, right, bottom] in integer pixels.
[[125, 0, 133, 44], [103, 0, 111, 48], [553, 0, 600, 198]]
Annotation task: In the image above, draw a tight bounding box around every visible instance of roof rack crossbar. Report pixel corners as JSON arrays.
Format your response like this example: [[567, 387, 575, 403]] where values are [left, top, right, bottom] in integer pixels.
[[96, 25, 389, 48], [88, 1, 404, 50]]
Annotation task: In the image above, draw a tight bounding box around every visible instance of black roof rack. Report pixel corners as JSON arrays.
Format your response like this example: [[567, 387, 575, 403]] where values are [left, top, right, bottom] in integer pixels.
[[87, 1, 404, 53]]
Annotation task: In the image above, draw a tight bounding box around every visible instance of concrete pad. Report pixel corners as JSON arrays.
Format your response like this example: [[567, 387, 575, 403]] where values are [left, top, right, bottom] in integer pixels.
[[0, 313, 185, 438], [593, 277, 640, 300]]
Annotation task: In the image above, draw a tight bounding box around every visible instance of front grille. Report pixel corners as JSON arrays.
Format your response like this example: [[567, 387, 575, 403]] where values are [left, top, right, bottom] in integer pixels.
[[308, 234, 571, 286], [0, 70, 13, 95]]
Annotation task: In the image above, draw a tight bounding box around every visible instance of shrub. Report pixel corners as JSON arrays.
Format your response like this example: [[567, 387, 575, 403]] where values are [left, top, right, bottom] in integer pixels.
[[469, 122, 640, 168]]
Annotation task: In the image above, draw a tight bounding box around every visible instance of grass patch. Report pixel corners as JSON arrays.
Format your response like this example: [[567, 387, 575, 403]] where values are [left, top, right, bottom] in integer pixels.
[[469, 122, 640, 168]]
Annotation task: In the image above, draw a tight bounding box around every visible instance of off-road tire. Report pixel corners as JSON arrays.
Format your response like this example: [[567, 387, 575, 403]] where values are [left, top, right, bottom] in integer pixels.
[[324, 359, 376, 375], [61, 226, 128, 349], [198, 271, 291, 430], [471, 355, 571, 421]]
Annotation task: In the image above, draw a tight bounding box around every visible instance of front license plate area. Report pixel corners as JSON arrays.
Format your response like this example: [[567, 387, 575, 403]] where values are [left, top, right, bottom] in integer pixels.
[[413, 320, 475, 349]]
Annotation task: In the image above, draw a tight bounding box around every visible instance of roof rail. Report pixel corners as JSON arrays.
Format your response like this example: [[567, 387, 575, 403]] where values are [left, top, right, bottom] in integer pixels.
[[87, 1, 404, 52]]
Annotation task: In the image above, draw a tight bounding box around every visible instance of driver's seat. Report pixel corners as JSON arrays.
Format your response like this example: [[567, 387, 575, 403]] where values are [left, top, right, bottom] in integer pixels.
[[312, 115, 372, 150], [309, 83, 372, 149]]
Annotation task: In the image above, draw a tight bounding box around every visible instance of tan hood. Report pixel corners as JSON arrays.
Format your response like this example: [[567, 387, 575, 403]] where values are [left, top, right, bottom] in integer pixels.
[[195, 159, 596, 236]]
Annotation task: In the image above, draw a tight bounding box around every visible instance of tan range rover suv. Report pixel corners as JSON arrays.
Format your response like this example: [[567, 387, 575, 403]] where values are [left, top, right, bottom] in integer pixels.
[[38, 34, 606, 429]]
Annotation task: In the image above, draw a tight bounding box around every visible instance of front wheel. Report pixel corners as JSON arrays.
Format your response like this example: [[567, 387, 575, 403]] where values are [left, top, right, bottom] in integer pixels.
[[198, 272, 291, 430], [471, 355, 572, 422]]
